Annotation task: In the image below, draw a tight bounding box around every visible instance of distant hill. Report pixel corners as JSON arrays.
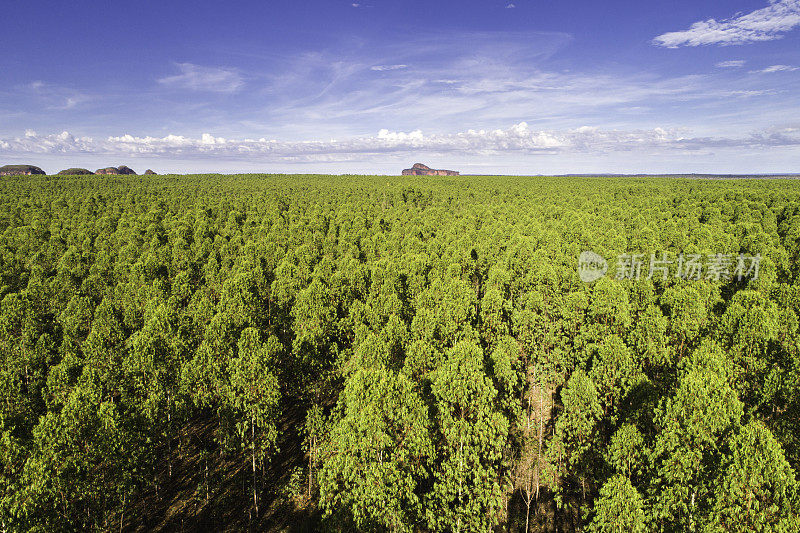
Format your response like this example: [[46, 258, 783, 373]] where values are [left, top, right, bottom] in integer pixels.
[[95, 165, 138, 175], [56, 168, 94, 175], [0, 164, 46, 176], [402, 163, 459, 176]]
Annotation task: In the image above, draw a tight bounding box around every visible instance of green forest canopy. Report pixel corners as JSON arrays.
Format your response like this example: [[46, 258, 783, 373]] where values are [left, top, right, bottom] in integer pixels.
[[0, 173, 798, 531]]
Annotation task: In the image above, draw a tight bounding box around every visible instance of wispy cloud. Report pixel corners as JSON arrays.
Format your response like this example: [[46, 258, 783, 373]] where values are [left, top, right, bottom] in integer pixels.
[[653, 0, 800, 47], [261, 54, 780, 139], [158, 63, 244, 93], [250, 31, 590, 135], [5, 29, 798, 173], [26, 81, 92, 110], [716, 60, 746, 68], [506, 4, 516, 8], [370, 64, 408, 71], [2, 124, 798, 163], [752, 64, 799, 73]]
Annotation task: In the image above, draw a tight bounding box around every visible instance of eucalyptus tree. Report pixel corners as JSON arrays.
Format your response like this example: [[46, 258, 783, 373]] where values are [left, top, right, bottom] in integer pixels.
[[551, 368, 602, 506], [319, 366, 433, 531], [428, 340, 509, 533], [707, 420, 799, 531], [587, 474, 647, 533], [650, 341, 743, 531], [226, 327, 281, 517]]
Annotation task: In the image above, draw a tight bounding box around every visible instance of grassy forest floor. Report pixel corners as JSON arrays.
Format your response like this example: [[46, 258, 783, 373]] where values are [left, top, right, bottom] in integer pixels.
[[126, 401, 318, 532]]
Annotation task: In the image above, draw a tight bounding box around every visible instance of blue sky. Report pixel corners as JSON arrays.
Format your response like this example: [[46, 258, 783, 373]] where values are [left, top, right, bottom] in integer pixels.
[[1, 0, 799, 174]]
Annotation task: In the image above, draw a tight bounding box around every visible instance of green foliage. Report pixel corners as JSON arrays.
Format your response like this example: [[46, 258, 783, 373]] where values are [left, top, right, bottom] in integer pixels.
[[707, 421, 799, 532], [428, 340, 509, 532], [319, 367, 433, 531], [554, 369, 602, 473], [662, 286, 707, 357], [590, 334, 641, 416], [587, 474, 647, 533], [606, 424, 645, 478], [0, 173, 797, 531], [651, 341, 745, 530], [226, 327, 281, 455]]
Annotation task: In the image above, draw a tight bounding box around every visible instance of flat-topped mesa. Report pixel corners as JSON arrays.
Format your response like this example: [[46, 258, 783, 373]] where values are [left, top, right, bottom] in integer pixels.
[[117, 165, 137, 175], [95, 167, 118, 175], [0, 164, 46, 176], [57, 168, 94, 175], [402, 162, 459, 176], [95, 165, 138, 175]]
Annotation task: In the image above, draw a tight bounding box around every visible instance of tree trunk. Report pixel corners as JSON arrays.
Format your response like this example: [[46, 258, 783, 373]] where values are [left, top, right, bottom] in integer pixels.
[[168, 408, 172, 478], [536, 377, 545, 502], [525, 499, 531, 533], [252, 417, 258, 517], [457, 431, 464, 533], [308, 435, 315, 498], [119, 495, 125, 533]]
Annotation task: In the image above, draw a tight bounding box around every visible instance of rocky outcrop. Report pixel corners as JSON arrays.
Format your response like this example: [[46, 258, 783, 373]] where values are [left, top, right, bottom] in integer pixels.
[[401, 163, 459, 176], [57, 168, 94, 175], [117, 165, 137, 175], [0, 164, 46, 176], [144, 169, 157, 175], [95, 165, 137, 175]]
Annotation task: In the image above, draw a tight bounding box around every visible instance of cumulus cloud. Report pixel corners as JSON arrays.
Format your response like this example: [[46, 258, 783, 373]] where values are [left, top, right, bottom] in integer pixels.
[[158, 63, 244, 93], [716, 60, 746, 68], [2, 124, 798, 163], [653, 0, 800, 47], [752, 64, 799, 72]]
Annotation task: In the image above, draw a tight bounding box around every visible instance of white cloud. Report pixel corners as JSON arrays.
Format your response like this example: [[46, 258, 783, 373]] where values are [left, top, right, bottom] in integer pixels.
[[158, 63, 244, 93], [26, 81, 92, 110], [260, 40, 780, 140], [506, 3, 516, 8], [2, 124, 798, 163], [716, 60, 746, 68], [653, 0, 800, 47], [7, 31, 799, 173], [370, 64, 408, 71], [752, 64, 799, 72]]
